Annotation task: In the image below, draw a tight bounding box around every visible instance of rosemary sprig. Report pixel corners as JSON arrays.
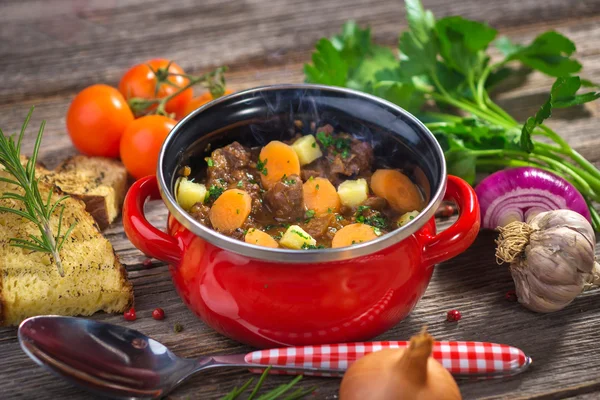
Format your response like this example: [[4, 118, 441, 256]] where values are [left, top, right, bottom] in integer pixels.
[[0, 107, 76, 277], [221, 367, 316, 400]]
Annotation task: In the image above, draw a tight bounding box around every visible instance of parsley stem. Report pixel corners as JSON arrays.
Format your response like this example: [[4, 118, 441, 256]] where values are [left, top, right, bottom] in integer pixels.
[[534, 126, 600, 180], [430, 93, 513, 129], [484, 94, 519, 126], [476, 64, 493, 106]]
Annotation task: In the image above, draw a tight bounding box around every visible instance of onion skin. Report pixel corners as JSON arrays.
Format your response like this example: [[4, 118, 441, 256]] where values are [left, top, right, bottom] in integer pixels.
[[496, 210, 600, 313], [339, 329, 461, 400], [475, 167, 591, 230]]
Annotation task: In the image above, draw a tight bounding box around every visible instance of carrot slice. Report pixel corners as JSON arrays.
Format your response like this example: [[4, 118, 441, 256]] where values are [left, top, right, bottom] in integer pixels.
[[303, 177, 340, 215], [332, 223, 379, 248], [258, 141, 301, 189], [209, 189, 252, 233], [245, 228, 279, 248], [370, 169, 423, 213]]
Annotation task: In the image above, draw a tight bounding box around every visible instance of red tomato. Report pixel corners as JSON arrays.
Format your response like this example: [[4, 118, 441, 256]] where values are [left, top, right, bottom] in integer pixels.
[[66, 84, 134, 158], [120, 115, 176, 179], [119, 59, 193, 119], [183, 89, 233, 117]]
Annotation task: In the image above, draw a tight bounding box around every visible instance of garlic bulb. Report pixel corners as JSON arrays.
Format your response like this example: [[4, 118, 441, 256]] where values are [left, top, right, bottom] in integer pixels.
[[496, 209, 600, 313]]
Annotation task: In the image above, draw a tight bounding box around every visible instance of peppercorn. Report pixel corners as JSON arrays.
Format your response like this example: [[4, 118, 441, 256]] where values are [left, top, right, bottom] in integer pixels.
[[152, 308, 165, 320], [124, 308, 136, 321], [446, 309, 461, 322]]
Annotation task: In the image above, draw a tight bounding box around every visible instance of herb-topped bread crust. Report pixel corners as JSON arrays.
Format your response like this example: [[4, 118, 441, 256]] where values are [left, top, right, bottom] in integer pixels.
[[0, 170, 133, 326], [38, 156, 128, 230]]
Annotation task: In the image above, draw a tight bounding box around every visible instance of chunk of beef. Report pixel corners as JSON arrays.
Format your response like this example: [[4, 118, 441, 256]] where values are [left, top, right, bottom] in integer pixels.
[[315, 124, 335, 135], [230, 169, 264, 214], [264, 174, 304, 222], [189, 203, 212, 227], [207, 142, 251, 184], [304, 214, 333, 239], [301, 158, 329, 182], [328, 135, 374, 178], [361, 196, 388, 211]]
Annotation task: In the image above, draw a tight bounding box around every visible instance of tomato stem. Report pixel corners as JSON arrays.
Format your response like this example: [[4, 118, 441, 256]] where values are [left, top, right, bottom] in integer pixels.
[[127, 66, 227, 117]]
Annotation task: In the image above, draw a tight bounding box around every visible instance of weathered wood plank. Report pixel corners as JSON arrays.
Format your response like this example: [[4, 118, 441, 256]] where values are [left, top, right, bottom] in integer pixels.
[[1, 0, 600, 104]]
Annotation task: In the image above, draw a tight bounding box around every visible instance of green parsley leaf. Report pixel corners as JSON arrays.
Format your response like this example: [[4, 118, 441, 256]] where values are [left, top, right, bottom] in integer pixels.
[[336, 215, 344, 221], [237, 180, 243, 188], [256, 157, 268, 176], [500, 31, 582, 77], [206, 157, 214, 167], [304, 38, 349, 87], [435, 16, 497, 78], [204, 184, 225, 202], [305, 209, 316, 222], [301, 243, 325, 250], [520, 76, 600, 153]]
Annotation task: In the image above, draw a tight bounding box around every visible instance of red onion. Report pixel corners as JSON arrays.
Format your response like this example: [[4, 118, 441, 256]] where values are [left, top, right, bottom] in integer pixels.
[[475, 167, 591, 230]]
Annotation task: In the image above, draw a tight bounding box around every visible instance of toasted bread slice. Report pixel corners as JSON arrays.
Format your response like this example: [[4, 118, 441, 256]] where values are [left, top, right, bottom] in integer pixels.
[[0, 172, 133, 326], [39, 156, 127, 230]]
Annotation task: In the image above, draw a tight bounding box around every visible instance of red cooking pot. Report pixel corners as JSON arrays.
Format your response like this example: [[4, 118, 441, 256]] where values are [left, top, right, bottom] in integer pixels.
[[123, 84, 480, 348]]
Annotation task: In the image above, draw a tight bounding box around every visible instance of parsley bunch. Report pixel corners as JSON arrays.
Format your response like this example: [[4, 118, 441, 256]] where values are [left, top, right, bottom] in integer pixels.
[[305, 0, 600, 229]]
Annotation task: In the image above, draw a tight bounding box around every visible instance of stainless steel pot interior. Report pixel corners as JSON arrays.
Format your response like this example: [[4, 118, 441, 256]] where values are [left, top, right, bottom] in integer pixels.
[[157, 84, 447, 263]]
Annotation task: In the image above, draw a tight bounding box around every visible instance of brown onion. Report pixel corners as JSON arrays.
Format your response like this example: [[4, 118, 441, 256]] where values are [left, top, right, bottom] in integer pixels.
[[339, 327, 462, 400]]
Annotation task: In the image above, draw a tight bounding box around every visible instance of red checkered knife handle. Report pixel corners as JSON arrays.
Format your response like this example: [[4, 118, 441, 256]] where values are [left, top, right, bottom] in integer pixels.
[[244, 341, 531, 378]]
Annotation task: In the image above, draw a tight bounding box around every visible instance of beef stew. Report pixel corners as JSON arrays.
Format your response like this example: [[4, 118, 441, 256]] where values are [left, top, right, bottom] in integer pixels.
[[175, 124, 425, 249]]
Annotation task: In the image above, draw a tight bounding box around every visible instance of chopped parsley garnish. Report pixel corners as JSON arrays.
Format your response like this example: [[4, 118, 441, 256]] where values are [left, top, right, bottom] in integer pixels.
[[356, 205, 371, 213], [316, 131, 351, 158], [264, 224, 276, 231], [206, 157, 214, 167], [301, 243, 325, 250], [311, 142, 317, 148], [236, 209, 240, 214], [292, 229, 309, 239], [308, 176, 314, 181], [316, 131, 333, 147], [355, 205, 387, 229], [305, 209, 316, 222], [237, 180, 243, 188], [315, 184, 320, 190], [335, 215, 344, 221], [272, 232, 283, 240], [373, 226, 382, 236], [256, 157, 268, 176], [204, 184, 225, 202], [282, 174, 296, 185], [217, 178, 227, 185], [327, 207, 333, 213], [365, 215, 387, 229]]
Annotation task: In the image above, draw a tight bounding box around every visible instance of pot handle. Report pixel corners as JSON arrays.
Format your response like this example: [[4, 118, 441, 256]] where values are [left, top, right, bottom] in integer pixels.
[[122, 175, 183, 265], [421, 175, 480, 266]]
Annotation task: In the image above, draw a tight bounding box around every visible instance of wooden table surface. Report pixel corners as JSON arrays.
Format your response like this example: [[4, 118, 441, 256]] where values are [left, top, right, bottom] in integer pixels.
[[2, 0, 600, 399]]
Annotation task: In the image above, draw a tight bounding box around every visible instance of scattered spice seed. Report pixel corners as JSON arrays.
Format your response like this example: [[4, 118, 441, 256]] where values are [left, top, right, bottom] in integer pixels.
[[152, 308, 165, 320], [142, 258, 153, 267], [505, 290, 518, 302], [124, 308, 136, 321], [174, 323, 184, 333], [446, 309, 461, 322], [436, 204, 455, 218]]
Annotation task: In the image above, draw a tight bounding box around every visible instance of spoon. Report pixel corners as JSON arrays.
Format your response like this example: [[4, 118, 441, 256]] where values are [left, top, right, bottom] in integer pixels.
[[18, 316, 531, 399]]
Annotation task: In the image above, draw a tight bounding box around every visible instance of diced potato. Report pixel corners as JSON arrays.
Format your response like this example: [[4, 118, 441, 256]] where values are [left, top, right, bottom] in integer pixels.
[[279, 225, 317, 249], [337, 179, 369, 207], [397, 211, 420, 227], [291, 135, 323, 166], [176, 177, 207, 210]]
